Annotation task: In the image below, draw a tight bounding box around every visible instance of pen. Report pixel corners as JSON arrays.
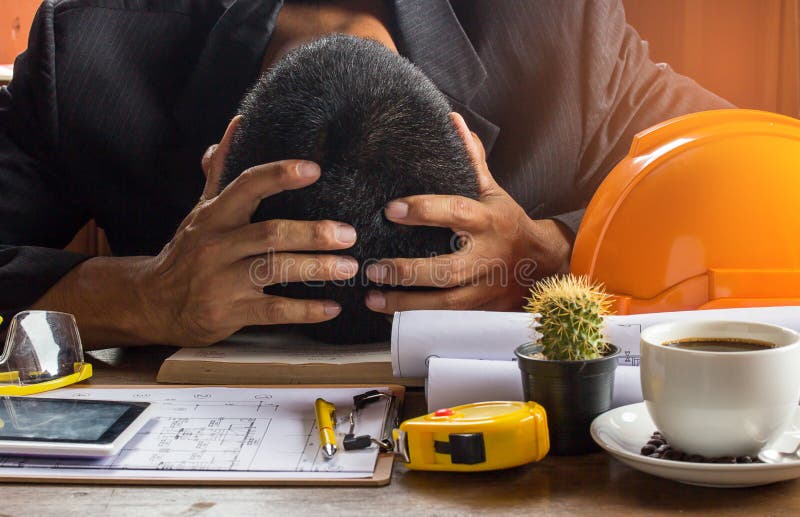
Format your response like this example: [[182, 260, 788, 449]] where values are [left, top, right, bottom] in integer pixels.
[[315, 398, 337, 459]]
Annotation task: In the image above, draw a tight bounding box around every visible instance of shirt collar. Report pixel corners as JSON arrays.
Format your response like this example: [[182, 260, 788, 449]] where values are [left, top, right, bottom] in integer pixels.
[[173, 0, 497, 151]]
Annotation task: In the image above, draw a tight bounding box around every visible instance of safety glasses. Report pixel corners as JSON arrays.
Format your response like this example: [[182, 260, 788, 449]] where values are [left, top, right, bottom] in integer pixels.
[[0, 311, 92, 396]]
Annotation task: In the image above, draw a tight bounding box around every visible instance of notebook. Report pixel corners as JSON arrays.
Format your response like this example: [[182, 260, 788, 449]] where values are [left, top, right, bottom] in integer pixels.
[[157, 329, 423, 386]]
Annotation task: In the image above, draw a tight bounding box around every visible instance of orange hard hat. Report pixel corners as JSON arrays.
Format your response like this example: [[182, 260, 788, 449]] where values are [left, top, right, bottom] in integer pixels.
[[571, 109, 800, 314]]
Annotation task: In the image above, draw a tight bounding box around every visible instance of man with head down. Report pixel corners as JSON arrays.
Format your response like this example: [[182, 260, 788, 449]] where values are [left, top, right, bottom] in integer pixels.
[[0, 1, 729, 347]]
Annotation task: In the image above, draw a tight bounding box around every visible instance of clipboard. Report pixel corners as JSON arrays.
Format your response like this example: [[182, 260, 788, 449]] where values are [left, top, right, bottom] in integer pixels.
[[0, 384, 404, 487]]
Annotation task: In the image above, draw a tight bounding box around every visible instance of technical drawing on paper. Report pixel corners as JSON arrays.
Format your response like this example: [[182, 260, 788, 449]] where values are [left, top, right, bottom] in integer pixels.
[[0, 387, 388, 475], [608, 323, 642, 366]]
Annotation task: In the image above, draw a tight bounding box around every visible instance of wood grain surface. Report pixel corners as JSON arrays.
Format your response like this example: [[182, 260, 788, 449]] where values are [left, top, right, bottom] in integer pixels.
[[0, 346, 797, 516]]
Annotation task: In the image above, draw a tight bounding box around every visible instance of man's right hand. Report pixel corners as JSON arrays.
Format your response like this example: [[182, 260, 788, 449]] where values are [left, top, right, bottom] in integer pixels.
[[32, 117, 358, 347]]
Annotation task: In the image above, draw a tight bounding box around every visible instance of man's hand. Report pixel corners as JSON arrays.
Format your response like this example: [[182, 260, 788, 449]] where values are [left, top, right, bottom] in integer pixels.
[[33, 117, 359, 348], [137, 117, 360, 345], [364, 113, 572, 314]]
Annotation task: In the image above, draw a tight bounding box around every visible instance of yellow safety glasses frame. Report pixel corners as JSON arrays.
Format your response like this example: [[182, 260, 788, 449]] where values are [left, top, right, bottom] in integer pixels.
[[0, 311, 92, 396]]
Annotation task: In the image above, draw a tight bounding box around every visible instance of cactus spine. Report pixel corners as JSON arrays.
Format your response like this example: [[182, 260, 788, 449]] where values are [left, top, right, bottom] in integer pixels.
[[524, 275, 613, 361]]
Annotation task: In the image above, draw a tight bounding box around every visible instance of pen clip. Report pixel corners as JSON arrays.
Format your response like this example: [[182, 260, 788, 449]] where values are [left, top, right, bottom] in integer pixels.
[[315, 398, 338, 459]]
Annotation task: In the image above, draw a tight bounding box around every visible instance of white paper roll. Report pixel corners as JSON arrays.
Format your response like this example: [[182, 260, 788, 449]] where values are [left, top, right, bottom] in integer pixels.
[[426, 358, 524, 411], [612, 365, 644, 408], [425, 357, 644, 413], [393, 307, 800, 379], [391, 310, 533, 378]]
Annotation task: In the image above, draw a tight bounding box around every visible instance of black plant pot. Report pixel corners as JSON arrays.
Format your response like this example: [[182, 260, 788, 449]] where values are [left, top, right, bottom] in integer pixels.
[[515, 342, 620, 455]]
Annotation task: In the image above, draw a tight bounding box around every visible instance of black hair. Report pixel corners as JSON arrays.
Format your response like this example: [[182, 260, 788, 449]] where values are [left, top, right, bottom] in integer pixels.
[[221, 34, 478, 343]]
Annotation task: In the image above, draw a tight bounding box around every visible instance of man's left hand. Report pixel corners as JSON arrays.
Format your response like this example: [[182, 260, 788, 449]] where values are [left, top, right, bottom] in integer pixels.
[[364, 112, 573, 314]]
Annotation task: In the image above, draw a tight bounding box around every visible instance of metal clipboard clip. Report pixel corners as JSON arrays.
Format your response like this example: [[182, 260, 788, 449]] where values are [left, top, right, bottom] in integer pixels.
[[342, 390, 400, 453]]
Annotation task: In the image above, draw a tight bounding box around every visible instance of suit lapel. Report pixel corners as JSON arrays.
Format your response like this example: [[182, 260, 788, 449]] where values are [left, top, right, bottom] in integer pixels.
[[172, 0, 281, 147], [391, 0, 500, 152]]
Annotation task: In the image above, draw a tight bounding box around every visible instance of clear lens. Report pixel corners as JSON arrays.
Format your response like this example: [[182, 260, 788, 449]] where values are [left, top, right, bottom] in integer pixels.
[[0, 311, 84, 386]]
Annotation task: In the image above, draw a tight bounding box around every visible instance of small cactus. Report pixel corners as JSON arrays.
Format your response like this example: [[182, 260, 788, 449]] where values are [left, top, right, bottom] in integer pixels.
[[523, 274, 613, 361]]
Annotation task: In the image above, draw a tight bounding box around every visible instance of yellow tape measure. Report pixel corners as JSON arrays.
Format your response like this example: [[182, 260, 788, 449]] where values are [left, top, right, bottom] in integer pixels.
[[393, 401, 549, 471]]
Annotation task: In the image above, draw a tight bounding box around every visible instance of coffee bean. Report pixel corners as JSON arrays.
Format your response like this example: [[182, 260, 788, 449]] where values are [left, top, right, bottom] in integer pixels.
[[641, 444, 656, 455], [639, 431, 763, 464]]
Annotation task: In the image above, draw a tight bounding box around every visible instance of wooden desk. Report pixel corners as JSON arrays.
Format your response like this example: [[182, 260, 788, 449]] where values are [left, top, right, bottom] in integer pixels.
[[2, 347, 798, 515]]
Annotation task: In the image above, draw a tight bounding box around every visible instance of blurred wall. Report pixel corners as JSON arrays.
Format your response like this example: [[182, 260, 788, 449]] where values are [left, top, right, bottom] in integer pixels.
[[624, 0, 799, 116], [0, 0, 38, 64]]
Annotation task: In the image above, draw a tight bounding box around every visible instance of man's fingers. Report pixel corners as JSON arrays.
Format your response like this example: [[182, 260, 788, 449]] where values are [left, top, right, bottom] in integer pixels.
[[450, 112, 497, 196], [219, 219, 357, 262], [237, 296, 342, 327], [364, 284, 494, 314], [201, 116, 241, 201], [470, 130, 487, 162], [365, 254, 480, 287], [209, 160, 321, 230], [244, 253, 359, 287], [201, 144, 218, 180], [384, 194, 490, 232], [451, 112, 480, 161]]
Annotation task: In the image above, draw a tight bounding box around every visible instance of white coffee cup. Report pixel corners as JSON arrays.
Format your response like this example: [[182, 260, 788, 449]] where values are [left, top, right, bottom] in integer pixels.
[[640, 320, 800, 457]]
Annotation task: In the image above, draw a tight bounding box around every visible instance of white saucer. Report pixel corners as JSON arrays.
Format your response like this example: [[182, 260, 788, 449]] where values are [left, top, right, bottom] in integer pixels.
[[590, 403, 800, 488]]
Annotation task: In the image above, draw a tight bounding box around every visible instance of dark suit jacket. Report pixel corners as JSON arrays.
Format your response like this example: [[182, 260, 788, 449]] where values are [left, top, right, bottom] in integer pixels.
[[0, 0, 730, 320]]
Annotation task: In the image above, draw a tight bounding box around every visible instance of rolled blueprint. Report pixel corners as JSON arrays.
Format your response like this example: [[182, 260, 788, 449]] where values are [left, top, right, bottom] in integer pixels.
[[391, 310, 532, 377], [425, 358, 525, 410], [393, 306, 800, 379], [425, 357, 643, 412]]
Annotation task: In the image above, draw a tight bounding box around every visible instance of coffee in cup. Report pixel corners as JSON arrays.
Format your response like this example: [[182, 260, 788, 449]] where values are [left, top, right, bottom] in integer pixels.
[[663, 337, 775, 352], [640, 320, 800, 457]]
